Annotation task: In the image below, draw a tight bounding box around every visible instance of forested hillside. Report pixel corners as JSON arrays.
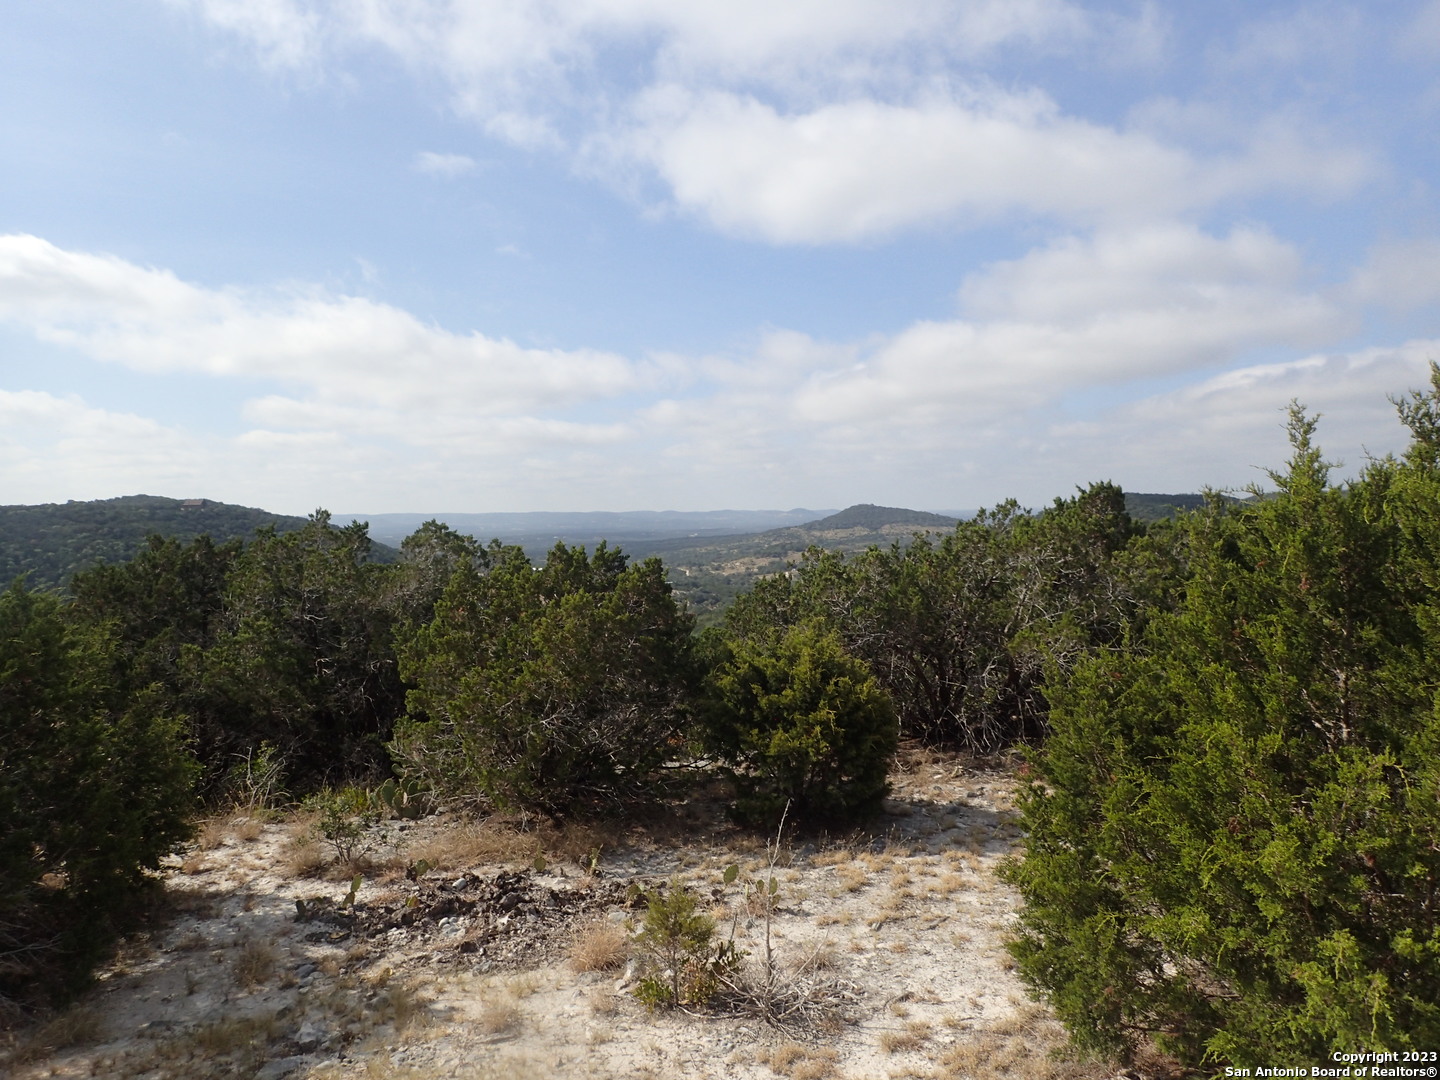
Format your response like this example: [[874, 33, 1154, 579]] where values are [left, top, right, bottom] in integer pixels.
[[0, 495, 396, 590], [1123, 490, 1225, 522], [805, 503, 959, 530]]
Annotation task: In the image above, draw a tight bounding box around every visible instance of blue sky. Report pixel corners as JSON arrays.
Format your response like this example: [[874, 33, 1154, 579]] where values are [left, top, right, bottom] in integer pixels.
[[3, 0, 1439, 515]]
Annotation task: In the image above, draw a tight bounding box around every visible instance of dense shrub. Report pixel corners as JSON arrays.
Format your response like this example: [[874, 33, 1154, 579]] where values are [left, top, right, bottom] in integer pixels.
[[69, 534, 239, 797], [393, 542, 695, 815], [0, 582, 196, 1010], [1003, 396, 1440, 1064], [704, 621, 897, 826], [201, 512, 405, 790], [68, 513, 405, 796]]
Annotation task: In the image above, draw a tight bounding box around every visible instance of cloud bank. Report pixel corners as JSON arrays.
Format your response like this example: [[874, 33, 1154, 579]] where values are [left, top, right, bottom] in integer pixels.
[[165, 0, 1372, 244], [2, 231, 1429, 511]]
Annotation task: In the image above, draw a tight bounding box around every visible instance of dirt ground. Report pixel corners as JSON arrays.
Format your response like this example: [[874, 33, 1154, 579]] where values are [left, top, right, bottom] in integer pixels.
[[3, 749, 1132, 1080]]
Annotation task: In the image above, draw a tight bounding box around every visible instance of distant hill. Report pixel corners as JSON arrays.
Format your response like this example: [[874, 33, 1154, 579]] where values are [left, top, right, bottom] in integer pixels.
[[347, 508, 831, 550], [808, 504, 959, 530], [0, 495, 396, 591], [623, 503, 961, 625], [1123, 492, 1231, 523]]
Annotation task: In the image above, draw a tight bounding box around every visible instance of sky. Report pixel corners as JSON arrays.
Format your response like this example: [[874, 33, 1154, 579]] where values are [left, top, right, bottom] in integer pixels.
[[2, 1, 1440, 516]]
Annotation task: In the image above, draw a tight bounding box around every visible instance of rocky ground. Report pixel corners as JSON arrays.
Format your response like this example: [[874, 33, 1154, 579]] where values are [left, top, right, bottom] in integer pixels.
[[3, 749, 1133, 1080]]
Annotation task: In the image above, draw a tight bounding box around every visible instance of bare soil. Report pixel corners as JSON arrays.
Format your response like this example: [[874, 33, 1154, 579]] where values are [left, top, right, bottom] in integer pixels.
[[3, 749, 1135, 1080]]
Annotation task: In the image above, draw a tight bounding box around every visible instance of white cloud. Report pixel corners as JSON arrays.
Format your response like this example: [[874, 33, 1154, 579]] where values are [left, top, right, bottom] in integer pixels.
[[606, 222, 1384, 507], [641, 334, 1435, 510], [161, 0, 1342, 245], [0, 234, 665, 510], [1, 228, 1421, 512], [1041, 343, 1440, 493], [600, 87, 1377, 242], [168, 0, 1112, 87], [0, 390, 205, 503], [601, 88, 1184, 242], [413, 151, 478, 177], [165, 0, 325, 70], [788, 224, 1346, 425], [0, 234, 645, 425]]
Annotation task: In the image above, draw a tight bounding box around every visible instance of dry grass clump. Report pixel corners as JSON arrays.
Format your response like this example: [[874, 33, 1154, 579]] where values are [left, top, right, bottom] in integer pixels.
[[233, 817, 264, 842], [878, 1017, 935, 1054], [768, 1041, 839, 1078], [408, 821, 536, 871], [180, 851, 209, 875], [791, 1058, 838, 1080], [833, 863, 869, 893], [280, 828, 327, 879], [878, 1027, 924, 1053], [406, 815, 612, 877], [538, 823, 610, 869], [477, 997, 523, 1037], [195, 815, 264, 853], [312, 1054, 546, 1080], [932, 872, 967, 896], [866, 895, 906, 928], [232, 938, 277, 989], [858, 851, 895, 874], [810, 847, 855, 868], [934, 1006, 1116, 1080], [894, 741, 963, 774], [196, 817, 230, 851], [568, 918, 630, 973], [944, 848, 979, 871]]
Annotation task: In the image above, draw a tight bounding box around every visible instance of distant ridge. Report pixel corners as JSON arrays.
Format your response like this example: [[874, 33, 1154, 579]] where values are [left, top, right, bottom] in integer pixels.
[[350, 508, 831, 550], [0, 495, 395, 591], [806, 504, 959, 531], [1123, 492, 1214, 523]]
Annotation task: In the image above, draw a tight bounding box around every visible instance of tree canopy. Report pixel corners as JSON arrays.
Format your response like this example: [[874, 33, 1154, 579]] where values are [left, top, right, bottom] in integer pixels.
[[1003, 389, 1440, 1062]]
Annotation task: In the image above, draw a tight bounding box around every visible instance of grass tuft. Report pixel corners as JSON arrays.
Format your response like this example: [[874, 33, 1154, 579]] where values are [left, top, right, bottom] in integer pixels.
[[568, 918, 630, 973]]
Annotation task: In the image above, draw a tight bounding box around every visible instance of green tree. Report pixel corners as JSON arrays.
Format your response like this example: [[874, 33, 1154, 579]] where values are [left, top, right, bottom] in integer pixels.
[[201, 511, 404, 790], [394, 542, 695, 815], [704, 621, 897, 826], [0, 582, 196, 1008], [68, 535, 241, 795], [1004, 398, 1440, 1064], [386, 520, 489, 630]]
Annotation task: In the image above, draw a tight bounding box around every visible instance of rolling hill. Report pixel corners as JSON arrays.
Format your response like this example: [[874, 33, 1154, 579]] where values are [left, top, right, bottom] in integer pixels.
[[0, 496, 395, 591]]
